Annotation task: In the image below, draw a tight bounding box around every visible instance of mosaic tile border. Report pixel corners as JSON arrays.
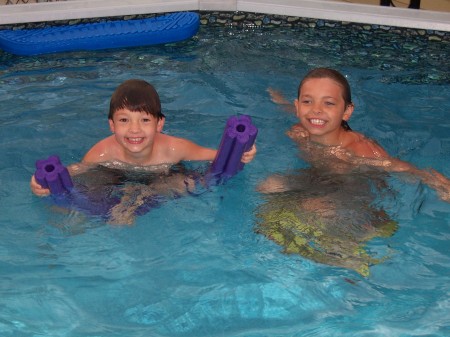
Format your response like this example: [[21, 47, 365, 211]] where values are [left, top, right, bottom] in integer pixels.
[[0, 11, 448, 42], [200, 11, 449, 42]]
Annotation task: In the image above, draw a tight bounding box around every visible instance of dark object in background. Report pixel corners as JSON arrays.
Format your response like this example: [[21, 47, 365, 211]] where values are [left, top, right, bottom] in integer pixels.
[[380, 0, 420, 9]]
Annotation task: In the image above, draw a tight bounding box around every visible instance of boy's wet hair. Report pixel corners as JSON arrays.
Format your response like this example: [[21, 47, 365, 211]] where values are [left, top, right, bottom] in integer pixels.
[[298, 67, 352, 131], [108, 79, 165, 120]]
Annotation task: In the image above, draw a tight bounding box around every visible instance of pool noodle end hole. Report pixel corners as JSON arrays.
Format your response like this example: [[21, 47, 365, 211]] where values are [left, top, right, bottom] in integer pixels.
[[236, 124, 246, 133], [45, 164, 56, 173]]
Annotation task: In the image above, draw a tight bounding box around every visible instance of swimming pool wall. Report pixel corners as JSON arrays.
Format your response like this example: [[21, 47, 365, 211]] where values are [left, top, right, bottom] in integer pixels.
[[0, 0, 449, 34]]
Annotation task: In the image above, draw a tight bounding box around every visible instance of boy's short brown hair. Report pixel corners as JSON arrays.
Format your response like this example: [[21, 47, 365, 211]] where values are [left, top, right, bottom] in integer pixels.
[[298, 68, 352, 106], [108, 79, 165, 120]]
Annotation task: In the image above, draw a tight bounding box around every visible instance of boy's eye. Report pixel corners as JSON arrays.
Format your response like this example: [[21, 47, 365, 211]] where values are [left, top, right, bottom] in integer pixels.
[[142, 118, 151, 123], [301, 99, 311, 104], [325, 101, 335, 106], [118, 118, 128, 122]]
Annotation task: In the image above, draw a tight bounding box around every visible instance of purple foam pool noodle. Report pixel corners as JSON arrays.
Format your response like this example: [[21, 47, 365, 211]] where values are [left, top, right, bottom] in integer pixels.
[[35, 155, 73, 195], [234, 115, 257, 173], [210, 115, 258, 180]]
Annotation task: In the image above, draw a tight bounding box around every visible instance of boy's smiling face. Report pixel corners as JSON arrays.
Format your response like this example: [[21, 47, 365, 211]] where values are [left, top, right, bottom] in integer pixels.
[[294, 77, 353, 145], [109, 108, 164, 157]]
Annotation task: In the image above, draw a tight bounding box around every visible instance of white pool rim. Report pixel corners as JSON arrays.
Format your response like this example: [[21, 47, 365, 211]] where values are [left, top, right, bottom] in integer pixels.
[[1, 0, 449, 32]]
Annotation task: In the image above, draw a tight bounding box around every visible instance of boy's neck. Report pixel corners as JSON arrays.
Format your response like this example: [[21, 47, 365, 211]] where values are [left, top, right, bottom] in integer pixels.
[[310, 129, 345, 147]]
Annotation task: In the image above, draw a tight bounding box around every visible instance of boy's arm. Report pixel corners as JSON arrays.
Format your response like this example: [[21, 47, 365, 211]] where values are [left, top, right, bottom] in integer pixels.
[[267, 88, 309, 140], [30, 162, 88, 196], [267, 87, 296, 113], [31, 138, 106, 196], [348, 145, 450, 203], [386, 158, 450, 202], [174, 137, 217, 161], [334, 135, 450, 202], [174, 137, 257, 163], [352, 136, 450, 202]]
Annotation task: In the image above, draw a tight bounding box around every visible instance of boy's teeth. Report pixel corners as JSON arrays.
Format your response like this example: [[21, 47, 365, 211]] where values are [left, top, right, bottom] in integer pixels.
[[310, 119, 325, 125], [128, 137, 143, 143]]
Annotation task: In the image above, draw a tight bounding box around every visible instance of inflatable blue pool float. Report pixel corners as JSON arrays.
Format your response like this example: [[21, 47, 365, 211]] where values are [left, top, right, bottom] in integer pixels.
[[0, 12, 200, 56]]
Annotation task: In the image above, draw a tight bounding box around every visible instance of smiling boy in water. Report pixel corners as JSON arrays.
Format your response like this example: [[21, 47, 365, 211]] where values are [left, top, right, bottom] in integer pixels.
[[31, 79, 256, 197], [30, 79, 256, 223], [257, 67, 450, 276], [261, 67, 450, 199]]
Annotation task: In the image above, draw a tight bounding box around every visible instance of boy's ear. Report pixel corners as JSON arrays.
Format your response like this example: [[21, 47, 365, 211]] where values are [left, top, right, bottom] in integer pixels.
[[343, 103, 354, 121], [156, 117, 165, 132], [109, 119, 115, 133]]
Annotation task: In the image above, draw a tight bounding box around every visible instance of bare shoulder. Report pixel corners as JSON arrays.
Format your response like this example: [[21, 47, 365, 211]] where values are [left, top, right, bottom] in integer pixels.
[[82, 135, 117, 163], [156, 133, 216, 162], [156, 133, 190, 154], [343, 131, 389, 159], [157, 133, 187, 146]]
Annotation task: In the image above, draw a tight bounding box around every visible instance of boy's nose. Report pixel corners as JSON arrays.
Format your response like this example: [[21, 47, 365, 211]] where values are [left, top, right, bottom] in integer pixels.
[[129, 121, 141, 132], [312, 103, 322, 114]]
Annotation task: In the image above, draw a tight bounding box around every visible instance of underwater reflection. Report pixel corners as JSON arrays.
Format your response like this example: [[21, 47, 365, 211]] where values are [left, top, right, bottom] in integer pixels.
[[256, 168, 398, 277]]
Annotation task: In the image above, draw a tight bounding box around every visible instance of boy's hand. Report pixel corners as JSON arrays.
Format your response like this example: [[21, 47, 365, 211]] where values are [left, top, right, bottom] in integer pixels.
[[241, 144, 257, 164], [30, 175, 51, 197], [428, 169, 450, 202], [268, 87, 290, 105], [267, 87, 295, 113], [287, 123, 309, 139]]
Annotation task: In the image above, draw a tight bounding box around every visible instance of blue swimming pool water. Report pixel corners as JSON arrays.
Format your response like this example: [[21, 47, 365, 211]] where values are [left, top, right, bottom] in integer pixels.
[[0, 24, 449, 336]]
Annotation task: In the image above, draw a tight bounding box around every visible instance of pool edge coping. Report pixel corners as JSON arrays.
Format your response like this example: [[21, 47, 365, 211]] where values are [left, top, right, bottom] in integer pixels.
[[0, 0, 450, 32]]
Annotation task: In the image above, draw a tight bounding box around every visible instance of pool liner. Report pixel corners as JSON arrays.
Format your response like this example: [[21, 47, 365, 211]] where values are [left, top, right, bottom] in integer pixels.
[[209, 114, 258, 182]]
